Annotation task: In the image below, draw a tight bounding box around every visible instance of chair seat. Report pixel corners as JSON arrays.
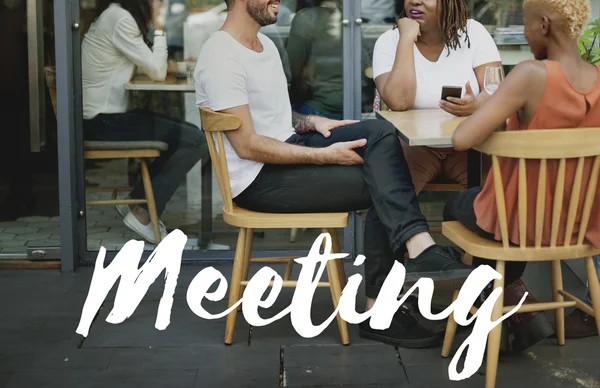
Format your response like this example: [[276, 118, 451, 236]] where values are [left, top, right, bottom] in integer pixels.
[[443, 221, 600, 262], [223, 204, 349, 229], [84, 141, 168, 151]]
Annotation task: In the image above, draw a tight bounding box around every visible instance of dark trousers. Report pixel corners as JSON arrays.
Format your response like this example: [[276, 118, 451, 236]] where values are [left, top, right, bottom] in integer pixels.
[[234, 119, 430, 298], [83, 110, 209, 216], [443, 187, 526, 285]]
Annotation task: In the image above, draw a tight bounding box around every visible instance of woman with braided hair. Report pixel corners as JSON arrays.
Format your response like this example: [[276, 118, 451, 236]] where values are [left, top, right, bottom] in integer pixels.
[[373, 0, 556, 353], [372, 0, 502, 195]]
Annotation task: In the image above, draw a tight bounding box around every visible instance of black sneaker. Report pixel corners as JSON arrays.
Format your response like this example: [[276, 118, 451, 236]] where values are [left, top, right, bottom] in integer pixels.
[[359, 307, 441, 349], [404, 245, 473, 283]]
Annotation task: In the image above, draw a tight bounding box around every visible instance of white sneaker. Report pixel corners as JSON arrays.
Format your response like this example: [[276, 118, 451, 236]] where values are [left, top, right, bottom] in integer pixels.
[[122, 212, 168, 244], [116, 204, 167, 239], [115, 204, 130, 219]]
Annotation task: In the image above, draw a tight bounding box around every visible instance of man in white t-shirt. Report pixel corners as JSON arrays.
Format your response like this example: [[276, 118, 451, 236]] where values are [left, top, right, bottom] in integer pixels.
[[194, 0, 472, 349]]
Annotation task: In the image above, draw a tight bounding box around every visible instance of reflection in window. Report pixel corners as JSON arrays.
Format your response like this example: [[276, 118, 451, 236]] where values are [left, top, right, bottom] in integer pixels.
[[82, 0, 527, 254]]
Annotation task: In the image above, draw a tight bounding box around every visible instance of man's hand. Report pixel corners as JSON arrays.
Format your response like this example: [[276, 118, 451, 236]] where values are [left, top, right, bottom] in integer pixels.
[[322, 139, 367, 165], [312, 116, 359, 138], [439, 81, 479, 117]]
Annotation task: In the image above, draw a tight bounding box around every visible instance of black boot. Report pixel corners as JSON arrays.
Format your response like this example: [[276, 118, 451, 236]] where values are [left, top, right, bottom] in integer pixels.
[[404, 245, 473, 283], [359, 306, 441, 349], [503, 278, 554, 352]]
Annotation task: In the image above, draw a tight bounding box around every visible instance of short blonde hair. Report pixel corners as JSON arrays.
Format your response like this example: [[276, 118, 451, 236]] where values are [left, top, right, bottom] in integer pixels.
[[523, 0, 591, 40]]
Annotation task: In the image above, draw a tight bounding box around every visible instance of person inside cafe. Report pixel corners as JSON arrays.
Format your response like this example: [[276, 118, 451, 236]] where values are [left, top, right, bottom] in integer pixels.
[[447, 0, 598, 352], [81, 0, 208, 244], [286, 0, 374, 120], [194, 0, 475, 349], [372, 0, 503, 194]]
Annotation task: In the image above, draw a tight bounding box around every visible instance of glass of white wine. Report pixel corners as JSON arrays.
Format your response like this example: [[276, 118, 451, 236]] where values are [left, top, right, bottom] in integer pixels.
[[484, 66, 504, 95]]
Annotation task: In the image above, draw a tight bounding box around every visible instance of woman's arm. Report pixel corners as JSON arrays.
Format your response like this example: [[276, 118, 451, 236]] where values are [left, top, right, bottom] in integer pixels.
[[112, 16, 168, 81], [451, 60, 545, 151], [373, 20, 421, 111]]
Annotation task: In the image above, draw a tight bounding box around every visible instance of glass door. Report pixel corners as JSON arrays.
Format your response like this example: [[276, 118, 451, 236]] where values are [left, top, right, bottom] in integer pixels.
[[0, 0, 62, 267], [71, 0, 367, 261]]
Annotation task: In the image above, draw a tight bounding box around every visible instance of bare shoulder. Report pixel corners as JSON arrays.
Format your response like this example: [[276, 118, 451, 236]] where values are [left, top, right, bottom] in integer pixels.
[[509, 60, 548, 84]]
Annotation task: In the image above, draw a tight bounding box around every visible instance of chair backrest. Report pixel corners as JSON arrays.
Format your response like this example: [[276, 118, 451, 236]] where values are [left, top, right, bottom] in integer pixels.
[[198, 107, 242, 214], [44, 66, 58, 116], [474, 128, 600, 249]]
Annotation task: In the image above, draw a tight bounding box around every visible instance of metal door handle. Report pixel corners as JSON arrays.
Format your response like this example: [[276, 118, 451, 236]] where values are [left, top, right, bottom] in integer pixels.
[[342, 19, 349, 26], [355, 18, 363, 24], [27, 0, 46, 152]]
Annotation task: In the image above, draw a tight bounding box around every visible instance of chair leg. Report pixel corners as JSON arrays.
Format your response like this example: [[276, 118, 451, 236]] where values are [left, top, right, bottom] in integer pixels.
[[485, 260, 505, 388], [238, 228, 253, 311], [328, 228, 347, 289], [283, 260, 294, 281], [139, 158, 162, 244], [290, 228, 298, 243], [441, 289, 460, 358], [585, 256, 600, 335], [225, 228, 248, 345], [551, 260, 565, 345], [322, 228, 349, 345]]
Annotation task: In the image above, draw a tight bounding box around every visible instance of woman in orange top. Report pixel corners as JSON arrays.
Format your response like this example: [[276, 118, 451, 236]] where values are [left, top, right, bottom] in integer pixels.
[[446, 0, 599, 352]]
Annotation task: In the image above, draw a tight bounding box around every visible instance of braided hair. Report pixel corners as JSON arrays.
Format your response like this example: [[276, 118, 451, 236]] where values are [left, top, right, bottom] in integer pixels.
[[394, 0, 471, 56]]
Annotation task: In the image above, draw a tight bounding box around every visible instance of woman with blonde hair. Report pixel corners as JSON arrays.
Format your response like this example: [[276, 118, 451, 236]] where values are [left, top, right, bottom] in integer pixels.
[[449, 0, 598, 351]]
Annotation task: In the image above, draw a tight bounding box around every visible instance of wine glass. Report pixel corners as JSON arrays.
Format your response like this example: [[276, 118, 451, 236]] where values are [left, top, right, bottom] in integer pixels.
[[484, 66, 504, 95]]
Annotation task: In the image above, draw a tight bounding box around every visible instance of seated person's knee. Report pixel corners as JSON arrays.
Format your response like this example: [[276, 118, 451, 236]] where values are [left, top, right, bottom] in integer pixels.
[[361, 119, 397, 139]]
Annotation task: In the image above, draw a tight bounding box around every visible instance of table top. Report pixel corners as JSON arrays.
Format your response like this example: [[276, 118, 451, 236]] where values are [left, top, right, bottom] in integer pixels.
[[376, 109, 467, 147], [125, 74, 195, 92]]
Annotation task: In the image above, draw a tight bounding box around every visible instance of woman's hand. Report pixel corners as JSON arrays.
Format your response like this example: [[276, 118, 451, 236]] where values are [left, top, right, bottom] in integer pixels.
[[397, 18, 421, 42], [439, 81, 479, 117], [152, 0, 165, 30]]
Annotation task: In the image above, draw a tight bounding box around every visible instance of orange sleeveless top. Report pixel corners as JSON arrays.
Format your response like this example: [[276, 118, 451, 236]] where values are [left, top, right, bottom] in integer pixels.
[[473, 60, 600, 248]]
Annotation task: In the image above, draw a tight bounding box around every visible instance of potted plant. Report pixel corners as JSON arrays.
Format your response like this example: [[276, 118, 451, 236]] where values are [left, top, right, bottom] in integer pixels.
[[579, 18, 600, 64]]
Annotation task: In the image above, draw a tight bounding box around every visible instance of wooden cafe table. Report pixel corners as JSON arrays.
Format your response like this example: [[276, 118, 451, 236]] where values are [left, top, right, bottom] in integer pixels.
[[375, 109, 483, 187], [125, 74, 195, 92]]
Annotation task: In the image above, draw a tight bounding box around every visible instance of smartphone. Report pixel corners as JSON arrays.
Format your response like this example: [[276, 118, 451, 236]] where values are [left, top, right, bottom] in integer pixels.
[[441, 86, 462, 101]]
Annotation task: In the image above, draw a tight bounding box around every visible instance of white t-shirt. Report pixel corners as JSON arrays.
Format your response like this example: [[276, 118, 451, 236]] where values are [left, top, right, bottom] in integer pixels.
[[194, 31, 295, 198], [81, 4, 168, 120], [372, 19, 501, 109]]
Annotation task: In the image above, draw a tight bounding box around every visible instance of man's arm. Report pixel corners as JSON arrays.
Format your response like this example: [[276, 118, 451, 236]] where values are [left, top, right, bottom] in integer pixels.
[[221, 105, 326, 164], [292, 111, 316, 135], [452, 60, 545, 151]]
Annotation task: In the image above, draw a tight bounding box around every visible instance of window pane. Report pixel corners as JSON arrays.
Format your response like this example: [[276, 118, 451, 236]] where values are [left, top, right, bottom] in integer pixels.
[[83, 0, 352, 254]]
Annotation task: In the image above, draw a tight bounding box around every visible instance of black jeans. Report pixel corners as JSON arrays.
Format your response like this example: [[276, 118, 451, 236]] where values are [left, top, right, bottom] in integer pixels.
[[83, 110, 209, 216], [443, 187, 526, 285], [234, 119, 430, 298]]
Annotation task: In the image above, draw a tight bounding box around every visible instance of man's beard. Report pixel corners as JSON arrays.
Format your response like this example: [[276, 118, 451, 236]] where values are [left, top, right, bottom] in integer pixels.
[[246, 0, 277, 26]]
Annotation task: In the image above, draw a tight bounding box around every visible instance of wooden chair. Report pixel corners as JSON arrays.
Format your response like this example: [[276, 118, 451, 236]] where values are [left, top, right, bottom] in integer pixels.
[[440, 128, 600, 388], [199, 107, 350, 345], [44, 66, 165, 243]]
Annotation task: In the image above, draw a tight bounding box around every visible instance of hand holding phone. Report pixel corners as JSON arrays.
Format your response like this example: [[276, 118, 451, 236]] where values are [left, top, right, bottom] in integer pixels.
[[441, 86, 462, 101]]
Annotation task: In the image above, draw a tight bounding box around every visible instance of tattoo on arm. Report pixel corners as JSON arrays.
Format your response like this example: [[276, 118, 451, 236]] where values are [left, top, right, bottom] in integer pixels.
[[292, 111, 314, 135]]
